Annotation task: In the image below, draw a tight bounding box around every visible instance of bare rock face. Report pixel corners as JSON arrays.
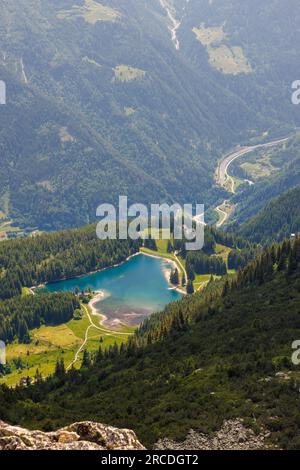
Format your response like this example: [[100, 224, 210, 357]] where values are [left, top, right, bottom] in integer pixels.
[[155, 419, 271, 450], [0, 420, 145, 451]]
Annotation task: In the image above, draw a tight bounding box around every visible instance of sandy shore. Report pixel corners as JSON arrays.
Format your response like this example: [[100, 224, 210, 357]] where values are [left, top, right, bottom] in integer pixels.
[[89, 290, 110, 327]]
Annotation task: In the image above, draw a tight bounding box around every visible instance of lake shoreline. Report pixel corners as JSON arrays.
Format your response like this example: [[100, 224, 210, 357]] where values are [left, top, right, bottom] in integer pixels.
[[35, 250, 186, 295], [140, 251, 187, 295], [31, 251, 142, 291], [88, 253, 185, 325]]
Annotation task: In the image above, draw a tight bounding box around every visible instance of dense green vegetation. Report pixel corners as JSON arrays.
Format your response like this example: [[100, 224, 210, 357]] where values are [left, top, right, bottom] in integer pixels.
[[178, 226, 259, 279], [239, 185, 300, 245], [186, 251, 227, 276], [0, 1, 299, 229], [2, 237, 300, 449], [0, 293, 79, 345]]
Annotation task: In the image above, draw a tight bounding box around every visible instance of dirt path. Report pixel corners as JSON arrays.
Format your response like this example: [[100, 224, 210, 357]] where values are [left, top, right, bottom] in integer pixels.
[[174, 250, 188, 283], [67, 303, 132, 370], [215, 202, 229, 228]]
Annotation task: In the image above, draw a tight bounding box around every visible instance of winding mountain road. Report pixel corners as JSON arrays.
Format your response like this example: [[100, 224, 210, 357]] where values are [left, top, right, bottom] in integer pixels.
[[215, 202, 229, 228], [216, 136, 289, 194], [214, 135, 291, 227]]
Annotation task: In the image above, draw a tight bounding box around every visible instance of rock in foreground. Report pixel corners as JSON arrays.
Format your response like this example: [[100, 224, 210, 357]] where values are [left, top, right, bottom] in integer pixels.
[[0, 421, 145, 451]]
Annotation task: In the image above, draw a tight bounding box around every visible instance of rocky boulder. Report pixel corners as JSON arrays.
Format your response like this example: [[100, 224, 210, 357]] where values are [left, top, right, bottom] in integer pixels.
[[0, 420, 145, 451]]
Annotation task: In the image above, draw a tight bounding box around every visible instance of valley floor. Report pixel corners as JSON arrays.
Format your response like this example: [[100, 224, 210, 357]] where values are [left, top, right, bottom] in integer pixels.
[[0, 301, 133, 387]]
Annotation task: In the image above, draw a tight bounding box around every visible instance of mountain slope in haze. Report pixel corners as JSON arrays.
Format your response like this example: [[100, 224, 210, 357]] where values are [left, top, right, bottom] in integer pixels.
[[239, 185, 300, 245], [232, 135, 300, 225], [2, 237, 300, 449], [174, 0, 300, 129], [0, 0, 299, 229]]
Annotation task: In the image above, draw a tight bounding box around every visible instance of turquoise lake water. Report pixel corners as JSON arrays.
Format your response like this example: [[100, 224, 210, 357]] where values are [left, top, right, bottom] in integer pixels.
[[46, 254, 182, 327]]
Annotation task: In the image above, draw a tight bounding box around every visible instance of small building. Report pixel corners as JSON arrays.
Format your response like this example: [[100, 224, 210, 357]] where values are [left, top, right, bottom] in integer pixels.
[[0, 232, 7, 242], [20, 376, 32, 387]]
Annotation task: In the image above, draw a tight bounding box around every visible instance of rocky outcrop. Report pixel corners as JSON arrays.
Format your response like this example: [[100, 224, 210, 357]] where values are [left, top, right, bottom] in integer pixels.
[[155, 419, 271, 450], [0, 421, 145, 451]]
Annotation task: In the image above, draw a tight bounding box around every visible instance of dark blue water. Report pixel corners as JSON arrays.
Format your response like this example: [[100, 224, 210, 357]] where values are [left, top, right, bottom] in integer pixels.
[[46, 254, 182, 327]]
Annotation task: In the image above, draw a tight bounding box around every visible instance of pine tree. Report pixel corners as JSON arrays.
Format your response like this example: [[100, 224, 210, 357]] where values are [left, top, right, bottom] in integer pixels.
[[187, 266, 195, 281], [277, 254, 286, 272], [186, 280, 194, 295], [167, 240, 173, 253], [222, 280, 229, 297], [288, 251, 297, 275], [55, 359, 65, 378], [82, 350, 91, 368], [34, 369, 43, 384], [170, 269, 179, 285]]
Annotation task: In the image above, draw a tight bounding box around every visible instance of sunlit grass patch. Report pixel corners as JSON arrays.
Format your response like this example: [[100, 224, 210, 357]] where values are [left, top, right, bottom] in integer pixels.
[[21, 287, 32, 297], [1, 305, 132, 387], [193, 24, 252, 75], [58, 0, 121, 25], [215, 243, 231, 264], [193, 25, 225, 46], [208, 45, 252, 75], [124, 107, 135, 116], [59, 127, 75, 144], [114, 65, 146, 82], [241, 155, 277, 180], [33, 324, 81, 348]]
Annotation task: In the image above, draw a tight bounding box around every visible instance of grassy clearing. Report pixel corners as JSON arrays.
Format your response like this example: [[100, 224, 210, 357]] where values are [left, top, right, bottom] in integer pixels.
[[0, 191, 10, 217], [194, 274, 221, 291], [59, 127, 75, 144], [193, 25, 252, 75], [33, 324, 81, 348], [233, 176, 245, 192], [215, 243, 231, 265], [124, 107, 135, 116], [0, 302, 132, 387], [241, 154, 277, 180], [193, 25, 225, 46], [208, 45, 252, 75], [58, 0, 121, 25], [21, 287, 32, 297], [114, 65, 146, 82]]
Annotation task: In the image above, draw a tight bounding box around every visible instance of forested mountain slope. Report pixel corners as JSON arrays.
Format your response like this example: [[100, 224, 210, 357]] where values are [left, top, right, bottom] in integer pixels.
[[239, 185, 300, 245], [0, 0, 299, 229], [2, 237, 300, 449], [232, 136, 300, 224], [0, 224, 140, 299]]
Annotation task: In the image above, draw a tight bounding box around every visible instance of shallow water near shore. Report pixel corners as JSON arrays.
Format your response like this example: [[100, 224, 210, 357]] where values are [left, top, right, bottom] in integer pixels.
[[45, 254, 182, 327]]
